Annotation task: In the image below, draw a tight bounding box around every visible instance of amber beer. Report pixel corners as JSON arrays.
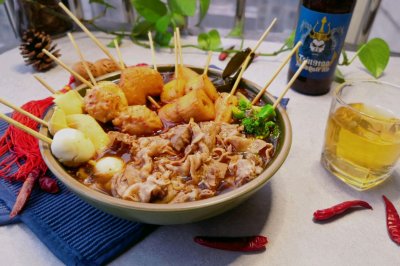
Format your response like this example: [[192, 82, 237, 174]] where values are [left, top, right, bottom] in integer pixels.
[[288, 0, 356, 95]]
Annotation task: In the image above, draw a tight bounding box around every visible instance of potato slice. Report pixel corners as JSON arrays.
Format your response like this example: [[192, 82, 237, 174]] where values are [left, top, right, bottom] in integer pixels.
[[48, 107, 68, 136], [66, 114, 110, 152], [177, 89, 215, 122], [53, 90, 84, 115], [175, 65, 199, 82], [185, 75, 218, 101]]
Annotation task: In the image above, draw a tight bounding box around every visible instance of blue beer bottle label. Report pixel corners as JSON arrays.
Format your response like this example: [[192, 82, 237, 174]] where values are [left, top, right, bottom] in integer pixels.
[[290, 5, 353, 79]]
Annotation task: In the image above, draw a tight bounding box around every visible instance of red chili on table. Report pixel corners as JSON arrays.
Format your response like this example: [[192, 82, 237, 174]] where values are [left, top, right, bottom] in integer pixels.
[[313, 200, 373, 221], [382, 195, 400, 245], [39, 176, 60, 194], [194, 235, 268, 251]]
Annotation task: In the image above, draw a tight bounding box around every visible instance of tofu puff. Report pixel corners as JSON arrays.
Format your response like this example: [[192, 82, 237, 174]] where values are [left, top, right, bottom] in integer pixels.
[[112, 105, 163, 136], [119, 66, 164, 105], [214, 92, 238, 123], [84, 81, 128, 123], [158, 89, 215, 123]]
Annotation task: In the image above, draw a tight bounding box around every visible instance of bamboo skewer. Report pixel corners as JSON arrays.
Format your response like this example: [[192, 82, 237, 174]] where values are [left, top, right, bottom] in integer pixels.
[[0, 113, 52, 144], [174, 32, 179, 79], [147, 31, 157, 71], [252, 18, 278, 53], [58, 2, 121, 69], [203, 51, 212, 76], [33, 75, 58, 94], [273, 60, 308, 109], [42, 49, 94, 89], [176, 27, 183, 66], [147, 96, 161, 109], [252, 41, 303, 104], [67, 33, 98, 86], [229, 55, 252, 97], [114, 40, 125, 70], [0, 98, 48, 127]]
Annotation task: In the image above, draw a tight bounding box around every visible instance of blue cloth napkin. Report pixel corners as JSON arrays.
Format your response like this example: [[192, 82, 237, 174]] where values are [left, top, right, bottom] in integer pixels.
[[0, 119, 155, 266]]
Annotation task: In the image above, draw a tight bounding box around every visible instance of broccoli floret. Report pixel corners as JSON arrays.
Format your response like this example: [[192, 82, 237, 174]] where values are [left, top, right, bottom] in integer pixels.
[[238, 98, 252, 112], [232, 106, 246, 120], [256, 104, 276, 120]]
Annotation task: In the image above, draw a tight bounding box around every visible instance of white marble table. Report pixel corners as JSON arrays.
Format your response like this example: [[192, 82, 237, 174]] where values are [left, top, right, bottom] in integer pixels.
[[1, 32, 400, 266]]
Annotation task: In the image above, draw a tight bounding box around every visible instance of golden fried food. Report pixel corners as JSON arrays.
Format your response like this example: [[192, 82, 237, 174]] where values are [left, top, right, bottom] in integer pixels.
[[174, 65, 199, 82], [215, 92, 238, 123], [94, 58, 120, 77], [72, 61, 98, 85], [84, 81, 128, 123], [184, 75, 219, 101], [112, 105, 163, 136], [119, 66, 164, 105], [177, 89, 215, 122], [160, 78, 185, 103], [159, 89, 215, 123]]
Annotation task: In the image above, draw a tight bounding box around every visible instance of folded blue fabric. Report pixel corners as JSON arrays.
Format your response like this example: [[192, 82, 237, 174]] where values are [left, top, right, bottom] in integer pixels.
[[0, 119, 155, 266]]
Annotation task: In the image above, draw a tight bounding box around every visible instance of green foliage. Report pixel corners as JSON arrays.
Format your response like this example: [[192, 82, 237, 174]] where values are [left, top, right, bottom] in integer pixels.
[[198, 29, 221, 50], [0, 0, 4, 4], [131, 0, 167, 23], [199, 0, 211, 24], [168, 0, 196, 16], [107, 35, 123, 48], [357, 38, 390, 78]]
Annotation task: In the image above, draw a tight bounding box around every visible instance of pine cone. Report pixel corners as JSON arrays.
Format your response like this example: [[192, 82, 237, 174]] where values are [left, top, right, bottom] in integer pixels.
[[19, 29, 61, 72]]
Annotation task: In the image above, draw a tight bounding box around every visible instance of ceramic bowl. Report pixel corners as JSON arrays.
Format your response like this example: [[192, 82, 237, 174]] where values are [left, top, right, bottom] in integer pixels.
[[39, 65, 292, 225]]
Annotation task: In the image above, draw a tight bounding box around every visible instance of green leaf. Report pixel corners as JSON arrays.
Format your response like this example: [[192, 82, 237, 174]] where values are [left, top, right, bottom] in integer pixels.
[[131, 0, 167, 23], [172, 13, 185, 27], [89, 0, 115, 9], [154, 31, 173, 46], [208, 29, 221, 50], [131, 20, 154, 37], [168, 0, 196, 16], [228, 20, 244, 38], [155, 15, 171, 33], [357, 38, 390, 78], [284, 31, 295, 49], [199, 0, 210, 24], [334, 68, 345, 83], [0, 0, 4, 4], [107, 35, 123, 48], [197, 33, 209, 50]]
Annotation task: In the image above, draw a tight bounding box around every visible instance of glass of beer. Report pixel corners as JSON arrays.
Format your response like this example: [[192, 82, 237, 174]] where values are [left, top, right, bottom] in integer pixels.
[[321, 80, 400, 190]]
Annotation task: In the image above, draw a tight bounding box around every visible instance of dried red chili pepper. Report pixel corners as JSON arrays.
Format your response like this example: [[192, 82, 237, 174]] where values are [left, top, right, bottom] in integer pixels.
[[382, 195, 400, 245], [10, 169, 41, 218], [194, 235, 268, 251], [313, 200, 373, 221], [218, 45, 235, 61], [39, 176, 59, 194]]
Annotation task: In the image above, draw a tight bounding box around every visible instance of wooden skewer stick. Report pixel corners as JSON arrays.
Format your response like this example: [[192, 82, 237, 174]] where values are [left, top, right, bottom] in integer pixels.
[[229, 55, 252, 97], [0, 113, 52, 144], [174, 32, 179, 79], [273, 60, 308, 109], [0, 98, 48, 127], [147, 31, 157, 71], [58, 2, 121, 70], [67, 33, 97, 86], [203, 51, 212, 76], [42, 49, 94, 89], [147, 96, 161, 109], [252, 18, 277, 53], [176, 27, 183, 66], [33, 75, 58, 94], [252, 41, 303, 104], [114, 39, 125, 70]]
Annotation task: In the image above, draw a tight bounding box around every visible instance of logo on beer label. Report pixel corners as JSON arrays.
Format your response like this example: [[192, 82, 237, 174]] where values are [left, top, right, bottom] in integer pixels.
[[290, 6, 352, 79]]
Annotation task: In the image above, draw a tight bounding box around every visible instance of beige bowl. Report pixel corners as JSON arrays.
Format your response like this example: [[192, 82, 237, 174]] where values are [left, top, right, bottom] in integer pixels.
[[39, 66, 292, 225]]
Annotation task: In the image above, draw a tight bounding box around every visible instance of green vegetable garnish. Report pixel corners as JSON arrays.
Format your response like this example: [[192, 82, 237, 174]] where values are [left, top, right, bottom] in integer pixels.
[[233, 101, 279, 139]]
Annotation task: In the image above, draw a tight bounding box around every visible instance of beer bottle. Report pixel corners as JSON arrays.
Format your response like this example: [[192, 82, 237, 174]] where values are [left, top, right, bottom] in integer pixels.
[[288, 0, 356, 95]]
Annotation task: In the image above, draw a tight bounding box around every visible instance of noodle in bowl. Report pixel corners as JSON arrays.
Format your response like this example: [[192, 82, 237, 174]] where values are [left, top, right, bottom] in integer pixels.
[[39, 66, 292, 225]]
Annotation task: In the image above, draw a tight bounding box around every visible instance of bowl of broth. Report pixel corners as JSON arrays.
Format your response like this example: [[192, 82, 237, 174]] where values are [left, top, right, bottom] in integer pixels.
[[39, 65, 292, 225]]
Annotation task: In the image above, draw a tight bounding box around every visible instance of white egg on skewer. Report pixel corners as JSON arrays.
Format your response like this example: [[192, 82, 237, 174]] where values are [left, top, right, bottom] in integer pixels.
[[51, 128, 95, 167]]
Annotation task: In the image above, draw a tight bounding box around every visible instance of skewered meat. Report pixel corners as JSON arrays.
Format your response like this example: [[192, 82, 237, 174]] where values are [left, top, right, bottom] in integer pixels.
[[84, 81, 128, 123], [94, 58, 120, 77], [71, 61, 98, 85]]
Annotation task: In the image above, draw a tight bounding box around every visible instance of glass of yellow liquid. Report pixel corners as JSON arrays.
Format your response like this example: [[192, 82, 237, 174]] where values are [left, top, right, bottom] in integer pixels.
[[321, 80, 400, 190]]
